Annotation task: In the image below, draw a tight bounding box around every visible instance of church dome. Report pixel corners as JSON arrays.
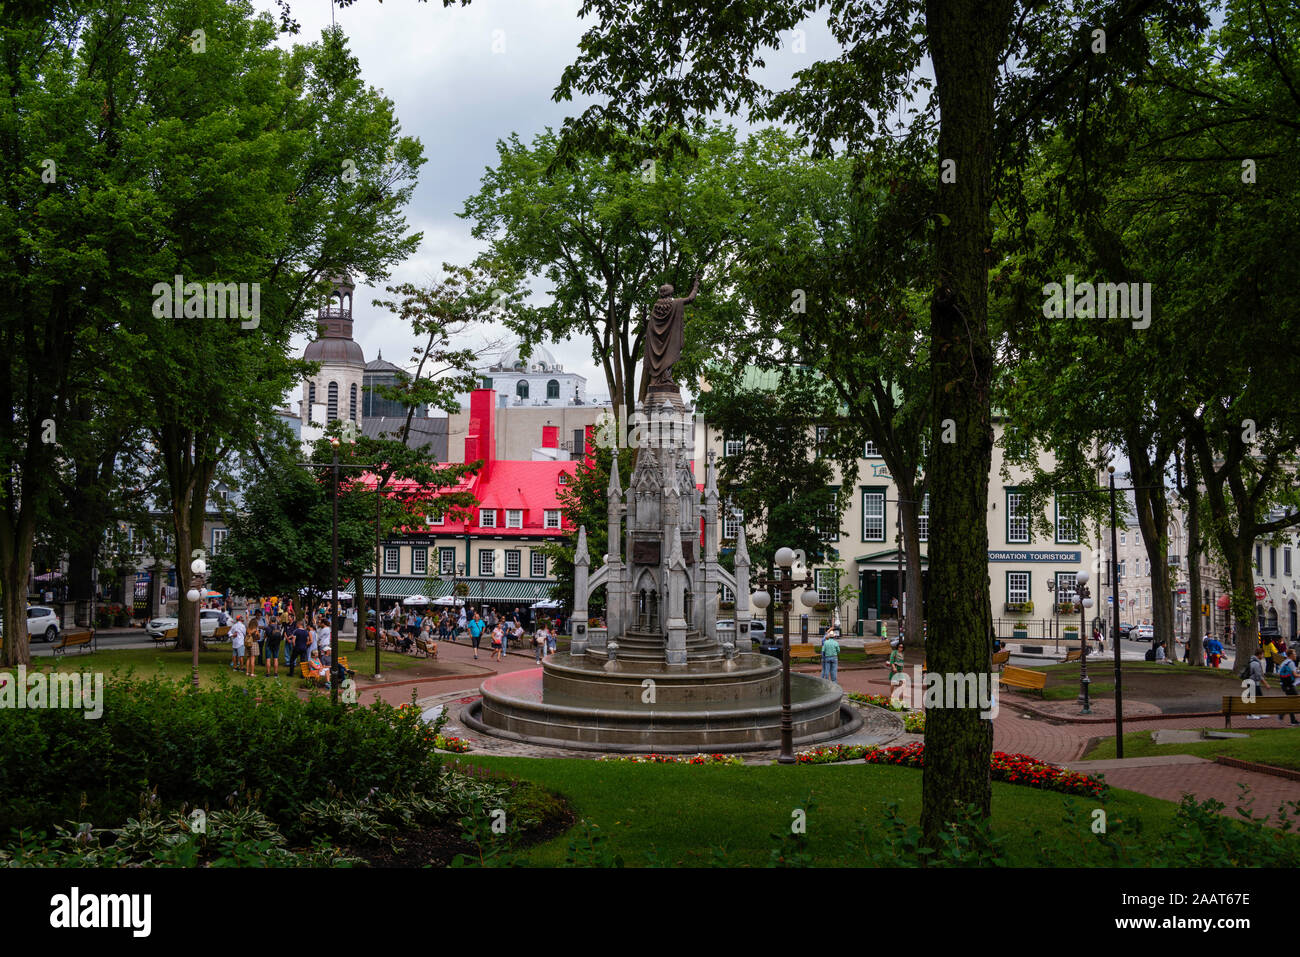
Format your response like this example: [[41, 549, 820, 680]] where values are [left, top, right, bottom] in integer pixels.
[[304, 337, 365, 365], [495, 342, 559, 372]]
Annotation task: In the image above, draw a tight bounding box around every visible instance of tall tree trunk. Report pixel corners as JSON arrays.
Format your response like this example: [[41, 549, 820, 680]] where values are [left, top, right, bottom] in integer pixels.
[[1183, 442, 1203, 665], [896, 477, 925, 650], [920, 0, 1010, 845], [1224, 545, 1258, 674], [0, 517, 36, 667]]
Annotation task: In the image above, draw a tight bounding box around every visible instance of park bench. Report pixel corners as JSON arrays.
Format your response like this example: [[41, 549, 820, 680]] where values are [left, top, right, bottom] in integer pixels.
[[210, 624, 231, 642], [863, 640, 893, 656], [1063, 648, 1083, 663], [52, 627, 96, 657], [788, 643, 818, 659], [1220, 694, 1300, 728], [999, 665, 1047, 694], [154, 626, 179, 647], [992, 649, 1010, 668], [413, 636, 438, 660]]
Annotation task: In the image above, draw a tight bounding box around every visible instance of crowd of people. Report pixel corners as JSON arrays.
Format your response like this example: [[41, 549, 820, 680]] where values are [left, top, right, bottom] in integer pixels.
[[371, 604, 562, 664], [211, 596, 349, 687]]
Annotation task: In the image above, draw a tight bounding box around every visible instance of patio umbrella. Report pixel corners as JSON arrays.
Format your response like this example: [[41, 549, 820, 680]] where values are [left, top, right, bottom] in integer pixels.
[[402, 595, 431, 606], [202, 589, 222, 598]]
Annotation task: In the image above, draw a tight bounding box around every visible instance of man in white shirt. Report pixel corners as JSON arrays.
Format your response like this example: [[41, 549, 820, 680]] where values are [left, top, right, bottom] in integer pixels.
[[230, 615, 247, 671], [317, 619, 332, 662]]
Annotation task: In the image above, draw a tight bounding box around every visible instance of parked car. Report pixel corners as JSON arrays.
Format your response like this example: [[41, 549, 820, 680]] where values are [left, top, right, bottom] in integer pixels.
[[1117, 623, 1135, 640], [0, 606, 61, 643], [145, 609, 224, 640], [1132, 624, 1154, 642]]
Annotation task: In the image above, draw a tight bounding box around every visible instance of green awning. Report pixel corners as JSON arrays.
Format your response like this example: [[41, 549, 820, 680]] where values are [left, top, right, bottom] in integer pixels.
[[343, 577, 554, 602]]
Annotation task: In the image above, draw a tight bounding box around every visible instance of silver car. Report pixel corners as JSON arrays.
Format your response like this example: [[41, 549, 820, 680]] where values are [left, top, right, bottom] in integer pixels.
[[26, 606, 61, 642], [145, 609, 225, 639]]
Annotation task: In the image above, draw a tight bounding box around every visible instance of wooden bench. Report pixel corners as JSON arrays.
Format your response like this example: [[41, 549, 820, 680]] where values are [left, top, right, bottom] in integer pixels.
[[788, 643, 818, 659], [863, 640, 893, 656], [1221, 694, 1300, 728], [992, 649, 1010, 668], [210, 624, 231, 642], [413, 637, 438, 660], [1063, 648, 1083, 663], [299, 662, 327, 687], [999, 665, 1047, 693], [52, 627, 96, 657], [153, 626, 179, 647]]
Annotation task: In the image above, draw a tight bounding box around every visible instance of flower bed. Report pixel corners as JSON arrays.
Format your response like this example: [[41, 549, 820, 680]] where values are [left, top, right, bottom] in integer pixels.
[[849, 692, 907, 712], [795, 743, 1106, 798], [597, 753, 743, 766], [434, 735, 472, 753]]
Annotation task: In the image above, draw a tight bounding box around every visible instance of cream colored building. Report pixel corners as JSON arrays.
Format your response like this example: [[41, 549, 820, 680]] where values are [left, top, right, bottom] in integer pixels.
[[692, 417, 1105, 640]]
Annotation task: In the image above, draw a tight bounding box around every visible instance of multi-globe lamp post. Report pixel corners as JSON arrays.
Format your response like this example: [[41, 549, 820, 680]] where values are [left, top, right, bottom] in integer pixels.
[[751, 546, 820, 765], [185, 556, 207, 689], [1076, 568, 1094, 714]]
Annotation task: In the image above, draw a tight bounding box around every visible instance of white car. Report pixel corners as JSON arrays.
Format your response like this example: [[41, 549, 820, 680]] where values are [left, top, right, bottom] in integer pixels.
[[1133, 624, 1154, 642], [0, 606, 61, 643], [145, 609, 225, 640]]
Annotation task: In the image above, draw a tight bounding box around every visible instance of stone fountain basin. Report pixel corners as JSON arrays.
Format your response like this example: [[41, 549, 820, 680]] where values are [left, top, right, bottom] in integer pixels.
[[462, 652, 864, 753]]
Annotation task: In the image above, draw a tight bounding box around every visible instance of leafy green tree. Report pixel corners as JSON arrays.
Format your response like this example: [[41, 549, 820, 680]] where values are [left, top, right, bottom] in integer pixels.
[[696, 366, 854, 634]]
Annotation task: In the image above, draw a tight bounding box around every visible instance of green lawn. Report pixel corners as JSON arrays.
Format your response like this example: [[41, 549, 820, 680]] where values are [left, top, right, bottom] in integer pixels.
[[1085, 726, 1300, 771], [446, 756, 1213, 866]]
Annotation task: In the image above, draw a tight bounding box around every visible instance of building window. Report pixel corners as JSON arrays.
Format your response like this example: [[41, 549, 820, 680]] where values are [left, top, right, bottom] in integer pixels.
[[211, 528, 228, 555], [1007, 571, 1030, 606], [1256, 544, 1263, 574], [558, 473, 569, 485], [412, 548, 428, 575], [506, 509, 523, 529], [516, 380, 529, 400], [917, 493, 930, 543], [815, 568, 838, 604], [862, 488, 885, 542], [544, 509, 561, 530], [814, 492, 839, 542], [479, 550, 495, 577], [480, 376, 492, 389], [546, 379, 560, 399], [719, 583, 735, 603], [439, 547, 456, 575], [1270, 547, 1277, 578], [327, 381, 339, 422], [864, 440, 880, 458], [1006, 489, 1029, 544], [531, 552, 547, 578], [1118, 559, 1126, 580], [1119, 530, 1126, 546], [505, 550, 521, 577], [815, 426, 831, 454], [480, 509, 497, 528], [308, 381, 316, 409], [1055, 571, 1078, 605], [724, 437, 744, 458], [1055, 496, 1079, 544], [349, 383, 357, 421], [427, 512, 444, 526], [384, 548, 399, 575], [723, 508, 742, 541], [1286, 547, 1293, 576]]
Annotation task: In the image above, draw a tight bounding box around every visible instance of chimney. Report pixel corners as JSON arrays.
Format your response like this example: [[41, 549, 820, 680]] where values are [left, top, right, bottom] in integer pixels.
[[465, 388, 496, 478], [542, 425, 559, 449]]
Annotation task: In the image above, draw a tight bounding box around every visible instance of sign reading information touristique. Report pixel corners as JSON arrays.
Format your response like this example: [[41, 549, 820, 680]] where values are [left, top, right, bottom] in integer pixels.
[[987, 550, 1082, 563]]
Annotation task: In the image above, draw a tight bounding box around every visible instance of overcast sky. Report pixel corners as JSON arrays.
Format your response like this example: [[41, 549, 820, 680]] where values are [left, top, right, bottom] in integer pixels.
[[258, 0, 841, 409]]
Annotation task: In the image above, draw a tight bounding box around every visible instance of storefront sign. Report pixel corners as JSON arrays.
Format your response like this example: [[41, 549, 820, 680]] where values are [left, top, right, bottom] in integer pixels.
[[987, 550, 1082, 563]]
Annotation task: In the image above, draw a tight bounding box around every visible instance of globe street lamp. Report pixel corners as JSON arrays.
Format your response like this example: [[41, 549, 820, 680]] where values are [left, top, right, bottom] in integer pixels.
[[187, 556, 206, 689], [752, 546, 818, 764], [1076, 568, 1093, 714]]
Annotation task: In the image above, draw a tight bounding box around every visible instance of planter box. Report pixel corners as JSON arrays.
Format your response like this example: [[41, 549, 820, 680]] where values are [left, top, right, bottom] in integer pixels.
[[1012, 628, 1028, 640]]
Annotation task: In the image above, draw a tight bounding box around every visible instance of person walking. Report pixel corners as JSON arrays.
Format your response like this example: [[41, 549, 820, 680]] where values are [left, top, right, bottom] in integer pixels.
[[887, 638, 905, 682], [263, 616, 282, 678], [1276, 649, 1299, 723], [490, 622, 504, 662], [467, 612, 486, 659], [821, 627, 841, 684], [230, 614, 247, 672], [244, 617, 260, 677], [287, 618, 311, 675], [534, 622, 548, 664], [1245, 647, 1268, 716]]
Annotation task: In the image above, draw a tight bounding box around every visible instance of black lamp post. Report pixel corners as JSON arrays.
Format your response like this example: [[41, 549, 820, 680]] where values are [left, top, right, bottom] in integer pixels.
[[440, 562, 467, 632], [184, 556, 206, 689], [1076, 568, 1094, 715], [751, 546, 819, 765]]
